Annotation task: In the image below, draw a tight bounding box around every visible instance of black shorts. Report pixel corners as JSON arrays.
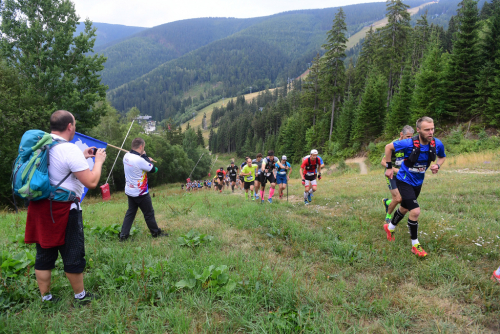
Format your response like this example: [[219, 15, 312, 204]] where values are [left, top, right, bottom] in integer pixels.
[[239, 176, 244, 182], [230, 175, 237, 182], [385, 174, 398, 190], [244, 181, 254, 190], [35, 210, 86, 274], [396, 179, 422, 211], [260, 173, 276, 185]]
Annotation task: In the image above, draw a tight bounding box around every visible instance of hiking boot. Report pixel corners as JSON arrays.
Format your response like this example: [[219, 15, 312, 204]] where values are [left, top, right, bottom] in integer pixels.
[[383, 198, 389, 213], [411, 244, 428, 257]]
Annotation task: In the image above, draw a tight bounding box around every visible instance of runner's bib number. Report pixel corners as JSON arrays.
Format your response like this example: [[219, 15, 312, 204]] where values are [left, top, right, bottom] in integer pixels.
[[246, 176, 253, 181], [408, 163, 427, 173], [278, 171, 287, 175]]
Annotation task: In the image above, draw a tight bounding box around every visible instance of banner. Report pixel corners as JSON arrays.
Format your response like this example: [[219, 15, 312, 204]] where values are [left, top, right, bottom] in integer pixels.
[[71, 132, 108, 201]]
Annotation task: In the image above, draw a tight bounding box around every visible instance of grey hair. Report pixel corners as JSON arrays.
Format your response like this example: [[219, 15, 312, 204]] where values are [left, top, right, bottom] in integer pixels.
[[401, 125, 415, 135], [416, 116, 434, 129]]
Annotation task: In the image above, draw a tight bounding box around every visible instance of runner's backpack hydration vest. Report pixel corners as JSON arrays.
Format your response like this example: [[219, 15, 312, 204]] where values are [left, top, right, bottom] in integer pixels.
[[305, 157, 320, 172], [404, 135, 437, 168]]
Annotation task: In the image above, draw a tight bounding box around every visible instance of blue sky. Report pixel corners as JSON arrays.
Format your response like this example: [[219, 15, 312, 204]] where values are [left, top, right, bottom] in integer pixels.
[[72, 0, 383, 27]]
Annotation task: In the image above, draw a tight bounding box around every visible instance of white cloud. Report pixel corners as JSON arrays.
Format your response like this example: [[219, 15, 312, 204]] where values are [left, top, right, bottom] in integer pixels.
[[72, 0, 384, 27]]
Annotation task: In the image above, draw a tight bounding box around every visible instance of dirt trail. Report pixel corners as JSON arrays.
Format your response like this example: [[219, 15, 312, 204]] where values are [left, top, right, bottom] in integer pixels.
[[345, 157, 368, 175]]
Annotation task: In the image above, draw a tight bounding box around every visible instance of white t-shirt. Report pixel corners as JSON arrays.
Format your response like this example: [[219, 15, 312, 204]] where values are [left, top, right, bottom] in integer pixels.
[[123, 152, 154, 197], [49, 134, 90, 210]]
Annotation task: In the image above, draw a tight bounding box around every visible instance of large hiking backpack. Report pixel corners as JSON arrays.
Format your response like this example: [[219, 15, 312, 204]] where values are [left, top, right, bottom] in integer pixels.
[[403, 135, 437, 168], [11, 130, 78, 219]]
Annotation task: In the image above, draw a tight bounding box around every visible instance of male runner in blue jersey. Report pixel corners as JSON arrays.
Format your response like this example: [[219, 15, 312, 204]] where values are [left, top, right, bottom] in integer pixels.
[[383, 117, 446, 257]]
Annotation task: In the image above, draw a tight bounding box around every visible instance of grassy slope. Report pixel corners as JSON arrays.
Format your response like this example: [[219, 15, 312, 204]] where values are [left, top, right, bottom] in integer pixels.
[[1, 150, 500, 332], [181, 89, 277, 140]]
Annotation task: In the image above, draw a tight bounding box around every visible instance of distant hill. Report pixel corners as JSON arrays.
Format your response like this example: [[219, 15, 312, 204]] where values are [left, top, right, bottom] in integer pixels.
[[97, 17, 266, 89], [75, 22, 146, 49], [104, 0, 446, 122]]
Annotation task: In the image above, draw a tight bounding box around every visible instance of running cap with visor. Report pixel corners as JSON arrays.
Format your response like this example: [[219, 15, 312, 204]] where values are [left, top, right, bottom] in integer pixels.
[[282, 155, 287, 160], [310, 149, 318, 155]]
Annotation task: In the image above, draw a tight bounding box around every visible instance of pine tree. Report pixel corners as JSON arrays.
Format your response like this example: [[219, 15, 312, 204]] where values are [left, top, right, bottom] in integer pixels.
[[444, 16, 457, 53], [376, 0, 411, 110], [351, 71, 387, 145], [322, 7, 348, 141], [353, 26, 376, 98], [302, 54, 322, 125], [385, 64, 414, 136], [336, 89, 356, 149], [411, 35, 447, 121], [446, 0, 480, 121], [197, 127, 205, 147], [486, 52, 500, 125]]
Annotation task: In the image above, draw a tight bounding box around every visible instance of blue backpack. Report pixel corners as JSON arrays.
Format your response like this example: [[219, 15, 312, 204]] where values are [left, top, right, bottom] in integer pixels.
[[12, 130, 78, 221]]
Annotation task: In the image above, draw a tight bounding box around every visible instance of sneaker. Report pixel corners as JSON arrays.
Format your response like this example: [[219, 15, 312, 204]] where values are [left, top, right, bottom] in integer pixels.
[[261, 199, 264, 204], [307, 193, 312, 202], [255, 194, 260, 200], [492, 271, 500, 284], [304, 200, 309, 205], [411, 243, 428, 257], [119, 234, 129, 242], [279, 195, 283, 200], [268, 198, 272, 204], [42, 296, 61, 303], [385, 218, 392, 224], [382, 198, 389, 213], [74, 293, 99, 306], [251, 196, 255, 201], [383, 224, 395, 242]]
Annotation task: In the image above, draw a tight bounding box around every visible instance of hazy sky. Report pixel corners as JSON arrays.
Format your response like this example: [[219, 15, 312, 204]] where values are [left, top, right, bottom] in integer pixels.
[[72, 0, 383, 27]]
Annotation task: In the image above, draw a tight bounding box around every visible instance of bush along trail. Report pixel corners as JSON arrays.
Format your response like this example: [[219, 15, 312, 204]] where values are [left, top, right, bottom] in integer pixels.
[[1, 149, 500, 333]]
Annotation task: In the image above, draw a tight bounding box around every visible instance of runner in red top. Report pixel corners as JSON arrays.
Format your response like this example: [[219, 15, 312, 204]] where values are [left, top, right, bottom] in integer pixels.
[[216, 167, 226, 193], [300, 149, 322, 205]]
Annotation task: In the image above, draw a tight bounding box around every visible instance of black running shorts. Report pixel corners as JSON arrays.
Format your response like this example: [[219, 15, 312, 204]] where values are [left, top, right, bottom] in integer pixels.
[[396, 179, 422, 211], [230, 175, 237, 182], [35, 210, 86, 273], [244, 181, 254, 190], [260, 173, 276, 185]]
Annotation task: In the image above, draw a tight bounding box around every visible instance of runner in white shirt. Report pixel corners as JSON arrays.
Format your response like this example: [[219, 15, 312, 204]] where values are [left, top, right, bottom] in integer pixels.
[[119, 137, 167, 241]]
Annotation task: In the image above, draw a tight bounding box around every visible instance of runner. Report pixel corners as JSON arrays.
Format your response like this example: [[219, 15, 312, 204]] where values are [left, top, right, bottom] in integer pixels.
[[213, 175, 219, 192], [303, 154, 325, 169], [300, 149, 321, 205], [216, 167, 226, 193], [276, 155, 292, 200], [493, 265, 500, 284], [240, 157, 258, 200], [252, 154, 264, 200], [227, 161, 239, 193], [259, 150, 286, 204], [383, 116, 446, 257], [381, 125, 415, 224]]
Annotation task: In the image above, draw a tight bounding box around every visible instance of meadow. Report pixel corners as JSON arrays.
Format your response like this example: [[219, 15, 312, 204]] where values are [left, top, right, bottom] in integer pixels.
[[1, 150, 499, 333]]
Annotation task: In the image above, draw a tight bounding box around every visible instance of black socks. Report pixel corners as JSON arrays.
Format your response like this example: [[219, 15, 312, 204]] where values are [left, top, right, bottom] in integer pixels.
[[407, 219, 418, 240], [391, 208, 405, 226]]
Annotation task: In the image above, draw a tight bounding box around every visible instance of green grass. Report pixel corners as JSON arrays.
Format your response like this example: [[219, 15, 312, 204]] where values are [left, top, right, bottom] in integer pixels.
[[1, 152, 500, 333]]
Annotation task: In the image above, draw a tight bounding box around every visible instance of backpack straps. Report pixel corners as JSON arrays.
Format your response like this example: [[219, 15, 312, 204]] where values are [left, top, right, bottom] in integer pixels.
[[404, 135, 437, 168]]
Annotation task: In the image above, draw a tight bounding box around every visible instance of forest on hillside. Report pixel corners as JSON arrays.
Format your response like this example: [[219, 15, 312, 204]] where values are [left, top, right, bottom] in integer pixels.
[[208, 0, 500, 164]]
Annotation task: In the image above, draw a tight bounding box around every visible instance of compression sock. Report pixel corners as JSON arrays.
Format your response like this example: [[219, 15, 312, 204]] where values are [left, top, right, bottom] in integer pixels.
[[386, 213, 392, 219], [42, 294, 53, 301], [269, 188, 275, 199], [386, 199, 392, 206], [231, 185, 234, 192], [304, 192, 308, 200], [407, 219, 419, 244], [496, 267, 500, 276], [75, 289, 86, 299], [260, 190, 264, 199], [308, 189, 313, 195], [391, 208, 405, 227]]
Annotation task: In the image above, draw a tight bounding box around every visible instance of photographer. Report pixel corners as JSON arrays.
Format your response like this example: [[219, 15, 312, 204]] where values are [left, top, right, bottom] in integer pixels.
[[25, 110, 106, 304], [119, 138, 167, 241]]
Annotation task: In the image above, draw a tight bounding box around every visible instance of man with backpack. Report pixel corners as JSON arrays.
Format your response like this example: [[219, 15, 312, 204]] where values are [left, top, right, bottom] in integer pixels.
[[119, 138, 166, 241], [216, 167, 226, 193], [383, 117, 446, 257], [300, 149, 321, 205], [22, 110, 106, 304], [259, 151, 286, 204], [381, 125, 415, 224]]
